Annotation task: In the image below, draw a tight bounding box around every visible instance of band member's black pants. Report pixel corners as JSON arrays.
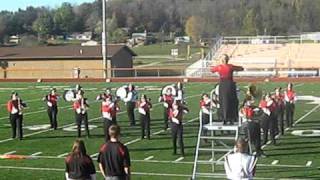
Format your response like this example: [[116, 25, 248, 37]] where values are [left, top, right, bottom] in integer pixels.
[[171, 123, 184, 156], [126, 102, 136, 126], [285, 103, 295, 127], [219, 80, 238, 124], [261, 113, 276, 145], [242, 121, 262, 153], [75, 113, 90, 137], [275, 107, 284, 135], [103, 117, 117, 141], [201, 113, 210, 137], [10, 113, 23, 140], [140, 112, 150, 139], [47, 105, 58, 130], [163, 107, 169, 130]]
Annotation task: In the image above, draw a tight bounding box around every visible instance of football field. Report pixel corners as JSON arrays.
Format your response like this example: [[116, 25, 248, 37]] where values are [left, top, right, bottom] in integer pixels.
[[0, 81, 319, 179]]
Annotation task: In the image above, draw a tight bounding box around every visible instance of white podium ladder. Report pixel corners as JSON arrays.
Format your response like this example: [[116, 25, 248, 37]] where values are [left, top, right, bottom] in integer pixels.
[[191, 88, 240, 179]]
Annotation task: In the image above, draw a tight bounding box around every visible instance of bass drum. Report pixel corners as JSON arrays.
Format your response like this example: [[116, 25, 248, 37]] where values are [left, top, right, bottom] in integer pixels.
[[63, 90, 76, 102], [161, 84, 177, 96], [116, 85, 128, 100]]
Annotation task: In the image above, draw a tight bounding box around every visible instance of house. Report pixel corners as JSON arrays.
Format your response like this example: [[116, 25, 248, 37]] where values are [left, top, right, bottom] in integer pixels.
[[174, 36, 190, 45], [81, 40, 99, 46], [9, 35, 20, 44], [68, 32, 93, 41], [0, 45, 137, 79]]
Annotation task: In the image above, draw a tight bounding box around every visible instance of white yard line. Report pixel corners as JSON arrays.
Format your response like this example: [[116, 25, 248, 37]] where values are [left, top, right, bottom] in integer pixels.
[[90, 153, 99, 158], [0, 165, 302, 179], [174, 157, 184, 162], [306, 161, 312, 167], [3, 151, 16, 155], [271, 160, 279, 165], [30, 152, 42, 156], [144, 156, 154, 161], [57, 153, 68, 158], [292, 104, 320, 127]]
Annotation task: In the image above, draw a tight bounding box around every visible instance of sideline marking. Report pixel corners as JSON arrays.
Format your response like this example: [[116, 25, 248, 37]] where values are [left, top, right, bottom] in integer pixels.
[[144, 156, 154, 161], [174, 157, 184, 162]]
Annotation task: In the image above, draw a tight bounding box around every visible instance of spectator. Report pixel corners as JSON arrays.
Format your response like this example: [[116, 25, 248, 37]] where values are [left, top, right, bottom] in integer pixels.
[[98, 125, 131, 180], [224, 138, 257, 180], [65, 140, 96, 180]]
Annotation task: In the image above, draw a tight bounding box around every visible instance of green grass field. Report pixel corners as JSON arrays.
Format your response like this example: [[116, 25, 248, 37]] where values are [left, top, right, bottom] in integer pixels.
[[0, 81, 319, 179]]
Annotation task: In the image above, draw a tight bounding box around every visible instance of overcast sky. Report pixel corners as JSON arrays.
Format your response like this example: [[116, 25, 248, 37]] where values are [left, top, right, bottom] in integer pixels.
[[0, 0, 96, 11]]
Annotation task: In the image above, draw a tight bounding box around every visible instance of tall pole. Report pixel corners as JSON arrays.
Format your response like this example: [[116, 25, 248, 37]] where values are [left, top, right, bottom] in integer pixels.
[[102, 0, 107, 78]]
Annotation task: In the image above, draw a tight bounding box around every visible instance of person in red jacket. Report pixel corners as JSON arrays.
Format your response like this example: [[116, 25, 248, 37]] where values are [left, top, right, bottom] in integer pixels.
[[210, 54, 243, 125], [101, 96, 119, 141], [284, 83, 297, 128], [43, 88, 59, 130], [259, 94, 277, 145], [7, 92, 27, 140], [138, 94, 152, 140], [159, 88, 174, 130]]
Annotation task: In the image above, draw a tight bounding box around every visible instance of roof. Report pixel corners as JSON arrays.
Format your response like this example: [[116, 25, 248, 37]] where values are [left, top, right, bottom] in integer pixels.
[[0, 45, 137, 60]]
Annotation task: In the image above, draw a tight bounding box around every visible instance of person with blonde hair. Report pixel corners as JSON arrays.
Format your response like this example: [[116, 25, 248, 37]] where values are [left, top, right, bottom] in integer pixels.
[[224, 138, 257, 180], [65, 140, 96, 180]]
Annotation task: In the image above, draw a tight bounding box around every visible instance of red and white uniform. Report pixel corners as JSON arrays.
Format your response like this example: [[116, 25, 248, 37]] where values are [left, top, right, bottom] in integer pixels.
[[274, 93, 285, 109], [73, 99, 88, 114], [284, 90, 297, 104], [101, 101, 118, 120], [240, 106, 254, 123], [138, 101, 152, 115], [200, 99, 211, 115], [161, 94, 174, 109], [7, 100, 20, 115], [47, 94, 59, 107], [259, 99, 276, 116]]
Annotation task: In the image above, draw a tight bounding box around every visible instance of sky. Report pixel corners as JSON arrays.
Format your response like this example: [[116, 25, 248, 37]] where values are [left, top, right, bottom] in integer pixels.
[[0, 0, 96, 11]]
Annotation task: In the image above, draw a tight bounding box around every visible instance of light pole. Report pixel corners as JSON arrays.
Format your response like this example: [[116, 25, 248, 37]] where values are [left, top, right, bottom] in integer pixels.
[[102, 0, 108, 78]]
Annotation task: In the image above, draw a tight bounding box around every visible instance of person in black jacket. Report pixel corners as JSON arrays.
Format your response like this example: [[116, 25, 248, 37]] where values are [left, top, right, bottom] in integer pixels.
[[65, 140, 96, 180], [98, 125, 131, 180]]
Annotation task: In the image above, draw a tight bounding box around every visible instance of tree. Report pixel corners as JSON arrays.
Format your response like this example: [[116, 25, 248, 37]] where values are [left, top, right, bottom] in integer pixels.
[[185, 16, 205, 43], [32, 13, 53, 40], [111, 28, 127, 43], [0, 15, 8, 43], [53, 2, 76, 34], [241, 9, 257, 36]]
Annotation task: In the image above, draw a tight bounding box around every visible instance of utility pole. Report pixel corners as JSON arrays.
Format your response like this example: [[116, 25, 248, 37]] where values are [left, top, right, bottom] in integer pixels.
[[102, 0, 108, 78]]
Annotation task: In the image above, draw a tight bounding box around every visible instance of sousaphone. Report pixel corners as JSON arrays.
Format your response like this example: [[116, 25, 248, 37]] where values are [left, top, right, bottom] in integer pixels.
[[116, 85, 128, 100], [161, 84, 177, 96]]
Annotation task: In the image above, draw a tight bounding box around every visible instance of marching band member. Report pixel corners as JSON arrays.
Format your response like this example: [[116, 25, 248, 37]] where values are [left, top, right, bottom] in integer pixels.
[[138, 94, 152, 140], [224, 138, 257, 180], [96, 88, 113, 101], [210, 54, 244, 125], [284, 83, 297, 128], [240, 99, 264, 157], [123, 84, 138, 126], [101, 96, 119, 141], [175, 82, 185, 104], [159, 87, 174, 130], [7, 92, 27, 140], [43, 88, 59, 130], [273, 87, 285, 135], [73, 90, 90, 138], [170, 101, 189, 156], [200, 93, 211, 139], [259, 94, 277, 145]]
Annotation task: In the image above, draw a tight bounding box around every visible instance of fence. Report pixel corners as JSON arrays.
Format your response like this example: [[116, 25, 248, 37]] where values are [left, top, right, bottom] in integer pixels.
[[0, 67, 319, 79]]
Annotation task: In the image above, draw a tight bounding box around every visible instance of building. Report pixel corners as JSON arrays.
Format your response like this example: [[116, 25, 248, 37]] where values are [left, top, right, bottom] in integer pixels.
[[68, 32, 93, 41], [0, 45, 136, 79]]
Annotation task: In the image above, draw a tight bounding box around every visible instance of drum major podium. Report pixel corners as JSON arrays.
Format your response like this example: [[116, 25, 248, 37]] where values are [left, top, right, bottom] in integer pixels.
[[191, 89, 240, 179]]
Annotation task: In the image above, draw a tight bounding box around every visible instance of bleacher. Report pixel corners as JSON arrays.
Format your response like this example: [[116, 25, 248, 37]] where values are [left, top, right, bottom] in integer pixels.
[[186, 36, 320, 77]]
